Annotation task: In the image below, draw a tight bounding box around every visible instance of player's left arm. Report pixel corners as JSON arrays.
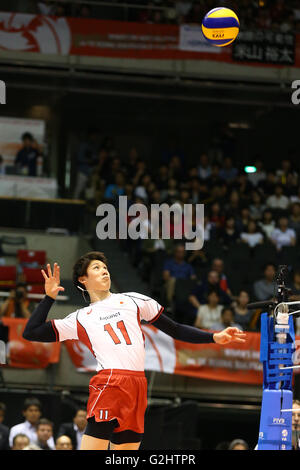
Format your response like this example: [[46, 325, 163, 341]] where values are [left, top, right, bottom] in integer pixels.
[[152, 313, 246, 345]]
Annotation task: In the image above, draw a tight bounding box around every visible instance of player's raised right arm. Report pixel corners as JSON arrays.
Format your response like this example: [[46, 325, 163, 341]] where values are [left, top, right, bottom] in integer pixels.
[[23, 263, 64, 343]]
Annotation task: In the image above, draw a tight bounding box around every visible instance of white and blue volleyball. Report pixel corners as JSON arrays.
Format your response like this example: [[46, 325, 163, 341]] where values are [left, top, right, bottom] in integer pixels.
[[202, 7, 240, 47]]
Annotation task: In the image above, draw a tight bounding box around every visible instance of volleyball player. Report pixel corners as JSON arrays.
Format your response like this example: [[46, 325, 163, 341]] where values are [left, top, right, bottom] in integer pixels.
[[23, 252, 246, 450]]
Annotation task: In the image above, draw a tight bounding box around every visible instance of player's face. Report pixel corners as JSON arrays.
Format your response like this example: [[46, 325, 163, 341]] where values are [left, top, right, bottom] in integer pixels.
[[84, 260, 111, 292]]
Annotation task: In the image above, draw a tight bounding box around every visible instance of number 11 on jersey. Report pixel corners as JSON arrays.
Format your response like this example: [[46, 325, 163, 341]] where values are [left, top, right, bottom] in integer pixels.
[[104, 320, 132, 345]]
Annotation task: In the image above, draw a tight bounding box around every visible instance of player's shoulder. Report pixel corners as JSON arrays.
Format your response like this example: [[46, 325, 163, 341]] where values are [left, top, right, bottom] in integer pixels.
[[121, 292, 154, 302]]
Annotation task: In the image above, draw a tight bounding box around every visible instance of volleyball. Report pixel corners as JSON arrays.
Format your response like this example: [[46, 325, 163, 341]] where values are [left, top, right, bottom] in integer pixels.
[[202, 7, 240, 47]]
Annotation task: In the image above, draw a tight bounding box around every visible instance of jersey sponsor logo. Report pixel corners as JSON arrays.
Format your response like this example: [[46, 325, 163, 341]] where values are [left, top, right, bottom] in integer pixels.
[[87, 309, 93, 315]]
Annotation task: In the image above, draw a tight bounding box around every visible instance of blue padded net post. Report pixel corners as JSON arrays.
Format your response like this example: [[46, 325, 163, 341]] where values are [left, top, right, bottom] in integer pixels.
[[257, 312, 295, 450]]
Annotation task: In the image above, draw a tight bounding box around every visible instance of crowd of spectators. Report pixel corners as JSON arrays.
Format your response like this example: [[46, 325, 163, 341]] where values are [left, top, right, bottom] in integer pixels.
[[0, 398, 87, 450], [9, 0, 300, 33], [71, 129, 300, 333]]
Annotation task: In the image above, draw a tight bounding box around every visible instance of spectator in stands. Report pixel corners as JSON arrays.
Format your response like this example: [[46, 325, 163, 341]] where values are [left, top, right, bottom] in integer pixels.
[[219, 215, 240, 249], [292, 399, 300, 450], [188, 270, 231, 318], [14, 132, 41, 177], [168, 154, 184, 181], [163, 243, 196, 307], [271, 216, 296, 251], [266, 184, 290, 210], [289, 202, 300, 239], [228, 439, 249, 450], [0, 283, 33, 319], [219, 156, 238, 183], [197, 153, 211, 180], [207, 162, 223, 189], [57, 407, 87, 450], [240, 220, 264, 248], [165, 178, 179, 204], [232, 290, 253, 331], [224, 190, 241, 219], [253, 263, 276, 301], [103, 171, 125, 204], [9, 397, 55, 449], [290, 186, 300, 204], [209, 201, 225, 230], [247, 159, 266, 187], [234, 173, 253, 205], [11, 434, 30, 450], [258, 170, 277, 196], [211, 258, 231, 296], [236, 207, 251, 233], [134, 173, 153, 201], [276, 158, 298, 187], [210, 306, 242, 331], [132, 159, 147, 187], [35, 419, 54, 450], [194, 290, 223, 330], [258, 209, 276, 240], [56, 435, 73, 450], [73, 129, 100, 199], [249, 190, 266, 221], [288, 270, 300, 306], [155, 164, 169, 193], [0, 403, 9, 450]]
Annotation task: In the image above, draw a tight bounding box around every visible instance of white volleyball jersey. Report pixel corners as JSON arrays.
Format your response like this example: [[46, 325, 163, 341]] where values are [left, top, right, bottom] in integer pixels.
[[52, 292, 163, 372]]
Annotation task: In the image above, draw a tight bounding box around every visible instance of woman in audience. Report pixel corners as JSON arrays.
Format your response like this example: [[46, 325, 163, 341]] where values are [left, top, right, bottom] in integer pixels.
[[240, 220, 264, 248], [258, 209, 276, 239], [271, 216, 297, 251], [232, 290, 253, 331], [194, 290, 223, 330]]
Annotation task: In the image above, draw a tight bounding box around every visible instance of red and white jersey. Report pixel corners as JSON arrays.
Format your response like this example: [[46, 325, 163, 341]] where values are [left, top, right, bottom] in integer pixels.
[[52, 292, 163, 372]]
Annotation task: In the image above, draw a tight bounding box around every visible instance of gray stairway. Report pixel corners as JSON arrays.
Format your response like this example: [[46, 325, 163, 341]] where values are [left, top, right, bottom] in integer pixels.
[[93, 238, 151, 296]]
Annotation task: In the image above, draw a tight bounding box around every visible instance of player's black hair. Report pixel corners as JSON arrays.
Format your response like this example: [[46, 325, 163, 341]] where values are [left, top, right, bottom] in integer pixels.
[[22, 397, 42, 412], [72, 251, 108, 291]]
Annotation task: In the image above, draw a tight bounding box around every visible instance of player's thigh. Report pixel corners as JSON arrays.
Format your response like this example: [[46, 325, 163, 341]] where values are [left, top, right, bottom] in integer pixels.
[[80, 434, 110, 450], [110, 441, 141, 450]]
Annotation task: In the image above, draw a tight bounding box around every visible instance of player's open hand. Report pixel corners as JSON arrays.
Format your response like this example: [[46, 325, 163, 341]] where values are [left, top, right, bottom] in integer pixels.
[[41, 263, 65, 300], [213, 327, 246, 345]]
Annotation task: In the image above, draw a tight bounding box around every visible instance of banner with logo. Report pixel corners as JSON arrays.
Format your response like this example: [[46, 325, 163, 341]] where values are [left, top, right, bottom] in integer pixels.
[[1, 12, 300, 67], [65, 325, 265, 384], [1, 318, 60, 368], [232, 30, 295, 65]]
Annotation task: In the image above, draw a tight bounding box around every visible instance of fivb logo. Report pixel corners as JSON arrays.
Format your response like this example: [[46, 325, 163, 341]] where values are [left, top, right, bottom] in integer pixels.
[[0, 81, 6, 104], [96, 197, 205, 251]]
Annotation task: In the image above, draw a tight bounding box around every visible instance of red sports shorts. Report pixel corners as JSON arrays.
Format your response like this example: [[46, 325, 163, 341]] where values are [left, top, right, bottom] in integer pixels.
[[86, 368, 148, 434]]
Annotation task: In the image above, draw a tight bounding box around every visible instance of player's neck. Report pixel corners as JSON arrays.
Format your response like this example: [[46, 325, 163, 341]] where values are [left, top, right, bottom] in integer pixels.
[[89, 290, 112, 304]]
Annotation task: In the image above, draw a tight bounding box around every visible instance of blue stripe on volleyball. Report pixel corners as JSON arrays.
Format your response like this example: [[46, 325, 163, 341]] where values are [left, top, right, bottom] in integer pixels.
[[203, 17, 239, 28], [205, 37, 234, 45]]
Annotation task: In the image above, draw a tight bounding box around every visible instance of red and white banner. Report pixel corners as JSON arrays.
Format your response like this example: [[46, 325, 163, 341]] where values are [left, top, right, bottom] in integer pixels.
[[1, 318, 60, 368], [0, 12, 300, 67], [65, 325, 264, 384]]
